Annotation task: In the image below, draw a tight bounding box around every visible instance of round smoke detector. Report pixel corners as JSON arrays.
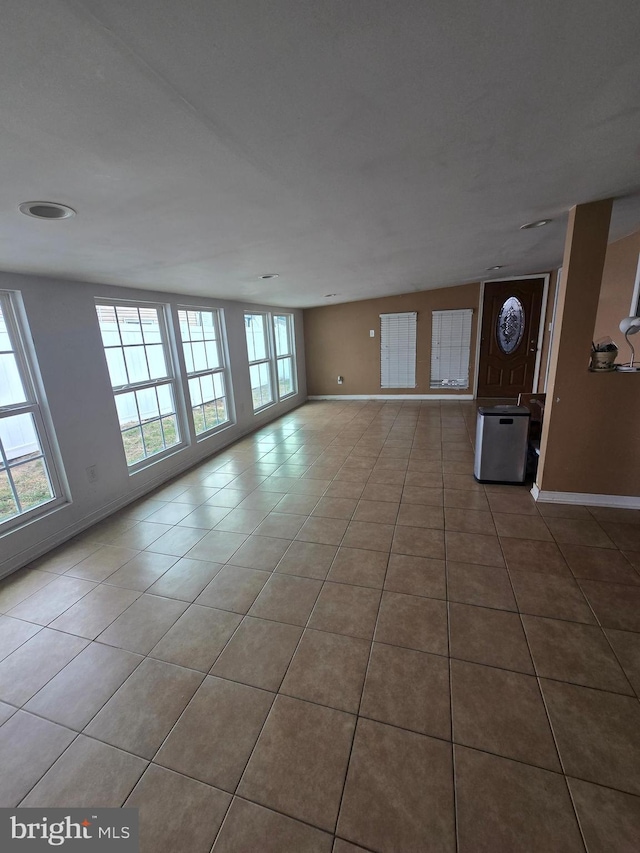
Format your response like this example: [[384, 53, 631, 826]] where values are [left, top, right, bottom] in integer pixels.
[[19, 201, 76, 220]]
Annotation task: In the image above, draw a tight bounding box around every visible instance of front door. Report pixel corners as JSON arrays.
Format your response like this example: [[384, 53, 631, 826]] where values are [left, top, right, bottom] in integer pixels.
[[477, 277, 544, 397]]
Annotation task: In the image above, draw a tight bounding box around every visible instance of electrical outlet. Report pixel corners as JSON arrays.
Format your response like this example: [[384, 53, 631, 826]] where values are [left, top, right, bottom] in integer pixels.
[[86, 465, 98, 483], [337, 376, 343, 384]]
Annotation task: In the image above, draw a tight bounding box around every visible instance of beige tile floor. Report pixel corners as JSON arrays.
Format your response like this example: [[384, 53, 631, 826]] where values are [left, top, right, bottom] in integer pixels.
[[1, 400, 640, 852]]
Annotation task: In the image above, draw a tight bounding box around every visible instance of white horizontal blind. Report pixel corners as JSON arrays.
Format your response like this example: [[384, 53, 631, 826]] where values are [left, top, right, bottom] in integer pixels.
[[430, 309, 473, 389], [380, 312, 417, 388]]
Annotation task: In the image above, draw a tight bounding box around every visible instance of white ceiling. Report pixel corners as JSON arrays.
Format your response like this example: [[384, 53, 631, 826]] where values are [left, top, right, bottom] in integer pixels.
[[1, 0, 640, 308]]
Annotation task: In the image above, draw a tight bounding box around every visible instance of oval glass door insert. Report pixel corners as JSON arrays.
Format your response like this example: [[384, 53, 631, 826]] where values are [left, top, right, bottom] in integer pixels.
[[496, 296, 525, 354]]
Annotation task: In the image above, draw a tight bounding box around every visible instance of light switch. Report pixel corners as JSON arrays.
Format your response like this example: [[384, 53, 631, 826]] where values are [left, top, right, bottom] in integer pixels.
[[370, 329, 375, 337]]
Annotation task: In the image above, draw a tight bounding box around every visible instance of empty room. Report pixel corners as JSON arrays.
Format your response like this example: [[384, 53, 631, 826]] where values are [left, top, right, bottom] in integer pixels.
[[1, 1, 640, 851]]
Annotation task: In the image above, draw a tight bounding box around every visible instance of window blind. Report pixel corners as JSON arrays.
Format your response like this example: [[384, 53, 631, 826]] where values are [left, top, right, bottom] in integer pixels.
[[380, 312, 417, 388], [430, 309, 473, 389]]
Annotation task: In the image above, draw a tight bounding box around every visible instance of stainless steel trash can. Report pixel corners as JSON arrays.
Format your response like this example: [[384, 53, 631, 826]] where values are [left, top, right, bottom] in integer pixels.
[[474, 406, 530, 484]]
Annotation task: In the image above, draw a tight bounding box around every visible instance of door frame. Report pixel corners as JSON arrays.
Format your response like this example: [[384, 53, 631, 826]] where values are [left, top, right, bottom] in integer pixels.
[[544, 267, 561, 393], [473, 273, 550, 398]]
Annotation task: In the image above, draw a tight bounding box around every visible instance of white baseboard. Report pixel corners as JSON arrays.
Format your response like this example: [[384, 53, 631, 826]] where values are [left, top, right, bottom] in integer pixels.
[[531, 484, 640, 509], [308, 394, 475, 401]]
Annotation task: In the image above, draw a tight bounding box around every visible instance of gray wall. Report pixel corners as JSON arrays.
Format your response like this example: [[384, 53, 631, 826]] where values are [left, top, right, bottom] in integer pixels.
[[0, 271, 306, 578]]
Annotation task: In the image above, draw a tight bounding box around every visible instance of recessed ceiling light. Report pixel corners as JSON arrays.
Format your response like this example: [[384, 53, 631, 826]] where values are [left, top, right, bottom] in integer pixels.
[[520, 219, 552, 229], [324, 293, 337, 298], [486, 265, 503, 271], [19, 201, 76, 220], [259, 273, 279, 280]]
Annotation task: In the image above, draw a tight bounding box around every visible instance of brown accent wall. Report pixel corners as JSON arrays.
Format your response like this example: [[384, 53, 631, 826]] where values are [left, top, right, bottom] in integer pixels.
[[594, 227, 640, 347], [537, 200, 640, 497], [304, 283, 480, 396]]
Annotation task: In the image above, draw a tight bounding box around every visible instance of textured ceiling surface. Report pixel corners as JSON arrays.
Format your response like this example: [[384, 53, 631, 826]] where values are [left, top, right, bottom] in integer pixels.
[[1, 0, 640, 307]]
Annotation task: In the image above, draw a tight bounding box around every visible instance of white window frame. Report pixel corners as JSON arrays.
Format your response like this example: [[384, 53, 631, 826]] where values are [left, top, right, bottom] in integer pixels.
[[380, 311, 418, 389], [96, 299, 186, 472], [245, 312, 275, 412], [430, 308, 473, 389], [177, 306, 234, 439], [244, 312, 297, 413], [273, 313, 297, 400], [0, 291, 66, 530]]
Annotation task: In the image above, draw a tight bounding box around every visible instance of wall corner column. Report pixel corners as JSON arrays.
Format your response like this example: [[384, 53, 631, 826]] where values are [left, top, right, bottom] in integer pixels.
[[536, 198, 613, 495]]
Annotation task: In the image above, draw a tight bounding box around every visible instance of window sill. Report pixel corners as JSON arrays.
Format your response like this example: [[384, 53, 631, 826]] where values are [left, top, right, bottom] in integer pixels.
[[0, 496, 70, 538], [127, 442, 188, 476], [252, 402, 276, 415], [196, 421, 235, 442]]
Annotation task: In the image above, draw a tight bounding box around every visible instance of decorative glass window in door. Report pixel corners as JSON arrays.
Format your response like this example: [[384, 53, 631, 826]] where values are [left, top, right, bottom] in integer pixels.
[[497, 296, 525, 354]]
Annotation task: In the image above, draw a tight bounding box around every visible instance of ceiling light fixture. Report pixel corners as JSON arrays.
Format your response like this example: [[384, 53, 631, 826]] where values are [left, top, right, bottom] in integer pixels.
[[520, 219, 552, 229], [486, 265, 503, 271], [259, 274, 279, 280], [19, 201, 76, 220]]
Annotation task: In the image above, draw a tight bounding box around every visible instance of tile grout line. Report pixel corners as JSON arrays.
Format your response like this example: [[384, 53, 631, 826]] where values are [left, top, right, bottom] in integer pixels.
[[0, 632, 93, 719], [15, 728, 84, 807], [571, 578, 640, 703], [279, 419, 398, 841], [19, 693, 640, 811], [199, 417, 361, 847], [529, 515, 640, 705], [330, 408, 409, 845], [4, 401, 640, 843], [444, 420, 460, 853], [496, 529, 590, 845], [205, 437, 358, 849]]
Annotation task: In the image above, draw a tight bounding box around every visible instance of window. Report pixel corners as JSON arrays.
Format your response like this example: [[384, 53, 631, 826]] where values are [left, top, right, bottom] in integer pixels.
[[245, 313, 274, 411], [244, 312, 297, 412], [96, 301, 183, 469], [0, 291, 64, 527], [380, 312, 417, 388], [273, 313, 296, 399], [177, 308, 232, 436], [430, 308, 473, 389]]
